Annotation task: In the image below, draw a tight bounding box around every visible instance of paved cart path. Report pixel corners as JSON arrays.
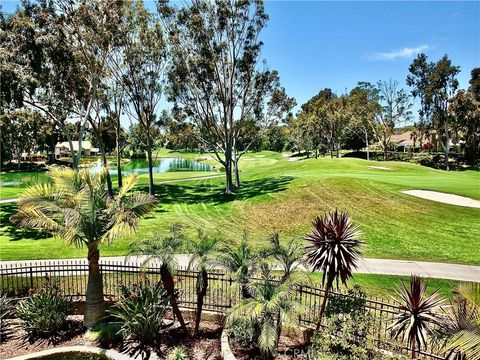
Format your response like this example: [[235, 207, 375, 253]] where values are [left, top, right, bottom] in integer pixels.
[[1, 255, 479, 282]]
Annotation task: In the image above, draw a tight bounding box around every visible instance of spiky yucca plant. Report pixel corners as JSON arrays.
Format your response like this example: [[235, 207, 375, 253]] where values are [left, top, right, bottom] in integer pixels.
[[227, 264, 301, 360], [442, 283, 480, 360], [390, 275, 444, 358], [305, 210, 363, 330], [11, 167, 157, 327]]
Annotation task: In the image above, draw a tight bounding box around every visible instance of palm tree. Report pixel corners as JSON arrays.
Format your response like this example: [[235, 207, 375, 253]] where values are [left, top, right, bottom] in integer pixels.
[[128, 224, 189, 335], [187, 229, 221, 336], [265, 232, 306, 344], [390, 275, 444, 358], [304, 210, 363, 330], [442, 283, 480, 360], [11, 167, 157, 327], [227, 264, 301, 360], [265, 232, 306, 283], [216, 231, 258, 299]]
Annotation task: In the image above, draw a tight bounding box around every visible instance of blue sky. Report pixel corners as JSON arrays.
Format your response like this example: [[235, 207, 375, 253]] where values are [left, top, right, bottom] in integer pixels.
[[2, 0, 479, 120], [260, 1, 479, 115]]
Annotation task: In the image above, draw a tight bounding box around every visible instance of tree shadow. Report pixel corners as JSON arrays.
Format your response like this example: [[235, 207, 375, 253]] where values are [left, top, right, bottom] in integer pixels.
[[0, 203, 53, 242], [141, 176, 295, 206]]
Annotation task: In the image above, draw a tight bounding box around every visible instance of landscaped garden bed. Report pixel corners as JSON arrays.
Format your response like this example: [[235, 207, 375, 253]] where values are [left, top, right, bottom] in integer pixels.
[[1, 315, 223, 360]]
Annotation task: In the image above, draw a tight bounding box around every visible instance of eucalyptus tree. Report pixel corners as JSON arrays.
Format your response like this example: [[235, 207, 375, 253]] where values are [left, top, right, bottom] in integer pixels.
[[449, 69, 480, 166], [165, 0, 276, 193], [2, 0, 125, 169], [108, 0, 167, 196], [0, 109, 42, 168], [305, 210, 364, 330], [348, 82, 380, 160], [101, 82, 126, 188], [407, 53, 460, 170], [11, 167, 157, 327], [369, 79, 412, 161], [232, 73, 296, 187], [295, 89, 350, 159]]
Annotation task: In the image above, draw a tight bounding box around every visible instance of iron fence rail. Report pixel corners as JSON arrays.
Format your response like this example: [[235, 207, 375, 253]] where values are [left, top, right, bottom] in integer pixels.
[[0, 260, 446, 359]]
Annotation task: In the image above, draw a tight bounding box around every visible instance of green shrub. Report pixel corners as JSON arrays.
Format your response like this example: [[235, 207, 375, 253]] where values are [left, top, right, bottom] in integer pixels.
[[109, 280, 169, 353], [310, 286, 405, 360], [225, 317, 255, 347], [86, 322, 123, 347], [0, 293, 13, 341], [167, 346, 189, 360], [17, 279, 71, 341]]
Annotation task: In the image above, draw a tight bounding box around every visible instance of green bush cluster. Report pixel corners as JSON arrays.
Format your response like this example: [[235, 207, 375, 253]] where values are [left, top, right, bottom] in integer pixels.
[[167, 346, 190, 360], [225, 317, 255, 347], [0, 293, 14, 341], [309, 286, 407, 360], [109, 280, 169, 354], [16, 279, 71, 341]]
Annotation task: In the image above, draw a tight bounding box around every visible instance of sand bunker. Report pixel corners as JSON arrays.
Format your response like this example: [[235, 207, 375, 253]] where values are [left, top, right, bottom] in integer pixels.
[[368, 166, 393, 170], [402, 190, 480, 208]]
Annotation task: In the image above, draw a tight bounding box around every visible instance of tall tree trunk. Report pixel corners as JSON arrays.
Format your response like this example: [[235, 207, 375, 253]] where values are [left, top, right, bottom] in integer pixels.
[[194, 269, 208, 335], [116, 120, 123, 188], [411, 340, 416, 359], [84, 246, 105, 328], [160, 264, 189, 335], [16, 150, 21, 170], [365, 131, 370, 161], [96, 133, 113, 197], [146, 133, 155, 196], [102, 151, 113, 197], [336, 143, 340, 158], [383, 142, 388, 161], [233, 157, 240, 188], [315, 279, 333, 331], [444, 127, 450, 171], [224, 149, 234, 194]]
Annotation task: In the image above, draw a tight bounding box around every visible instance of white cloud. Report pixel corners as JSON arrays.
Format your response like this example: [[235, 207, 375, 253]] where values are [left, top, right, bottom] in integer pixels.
[[371, 44, 429, 61]]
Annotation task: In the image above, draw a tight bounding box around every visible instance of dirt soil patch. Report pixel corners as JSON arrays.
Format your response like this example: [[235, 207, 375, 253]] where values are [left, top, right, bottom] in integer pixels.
[[231, 333, 307, 359]]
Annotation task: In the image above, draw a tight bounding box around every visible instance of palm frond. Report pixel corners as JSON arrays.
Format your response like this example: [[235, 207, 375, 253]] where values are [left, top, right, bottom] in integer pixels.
[[258, 316, 277, 354]]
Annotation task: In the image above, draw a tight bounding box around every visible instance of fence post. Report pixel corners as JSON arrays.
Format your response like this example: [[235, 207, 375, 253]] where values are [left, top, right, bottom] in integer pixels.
[[29, 265, 34, 290]]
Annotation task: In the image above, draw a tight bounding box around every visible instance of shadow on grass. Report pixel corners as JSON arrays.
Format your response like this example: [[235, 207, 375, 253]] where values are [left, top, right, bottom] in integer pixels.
[[139, 176, 295, 206], [0, 202, 53, 242]]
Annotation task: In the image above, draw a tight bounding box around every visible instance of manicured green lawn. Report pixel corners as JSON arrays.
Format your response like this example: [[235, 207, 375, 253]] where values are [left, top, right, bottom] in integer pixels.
[[324, 273, 462, 300], [1, 151, 479, 266]]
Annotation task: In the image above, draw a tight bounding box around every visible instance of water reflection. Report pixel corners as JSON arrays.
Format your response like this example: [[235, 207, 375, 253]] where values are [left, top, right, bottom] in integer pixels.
[[0, 158, 212, 189]]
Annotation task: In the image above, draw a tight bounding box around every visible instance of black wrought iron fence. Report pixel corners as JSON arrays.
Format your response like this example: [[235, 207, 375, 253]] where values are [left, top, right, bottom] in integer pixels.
[[0, 260, 446, 359]]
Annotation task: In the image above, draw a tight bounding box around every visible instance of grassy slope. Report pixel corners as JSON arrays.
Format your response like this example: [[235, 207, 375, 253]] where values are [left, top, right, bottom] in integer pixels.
[[1, 151, 479, 266]]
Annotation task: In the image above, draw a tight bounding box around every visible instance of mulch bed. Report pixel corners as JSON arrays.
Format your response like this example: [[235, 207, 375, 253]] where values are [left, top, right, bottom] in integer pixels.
[[0, 318, 222, 360], [231, 333, 307, 360]]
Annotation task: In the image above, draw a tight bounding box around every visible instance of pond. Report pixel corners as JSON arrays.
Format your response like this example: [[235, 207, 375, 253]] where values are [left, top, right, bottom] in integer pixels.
[[90, 158, 213, 175], [0, 158, 212, 195]]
